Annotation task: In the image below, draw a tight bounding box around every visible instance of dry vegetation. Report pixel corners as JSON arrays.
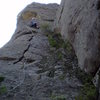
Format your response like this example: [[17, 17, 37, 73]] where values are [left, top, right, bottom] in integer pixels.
[[22, 11, 37, 20]]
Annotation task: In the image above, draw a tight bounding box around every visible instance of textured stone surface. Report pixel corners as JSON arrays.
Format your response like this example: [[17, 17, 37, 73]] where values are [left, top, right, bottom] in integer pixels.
[[54, 0, 100, 75], [0, 2, 82, 100]]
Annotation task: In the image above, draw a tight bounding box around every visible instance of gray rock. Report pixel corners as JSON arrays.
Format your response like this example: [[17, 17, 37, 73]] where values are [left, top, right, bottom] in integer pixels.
[[54, 0, 100, 75], [0, 2, 82, 100]]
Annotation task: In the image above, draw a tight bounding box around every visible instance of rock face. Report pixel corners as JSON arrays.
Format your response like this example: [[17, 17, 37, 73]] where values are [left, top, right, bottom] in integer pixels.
[[54, 0, 100, 75], [0, 2, 82, 100]]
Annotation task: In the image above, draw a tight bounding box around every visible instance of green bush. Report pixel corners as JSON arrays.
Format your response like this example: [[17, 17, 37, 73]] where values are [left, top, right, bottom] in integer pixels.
[[57, 51, 63, 60], [48, 35, 58, 48], [41, 23, 52, 34], [48, 34, 63, 49], [75, 83, 96, 100], [41, 24, 73, 53], [48, 33, 73, 53], [63, 41, 73, 53], [0, 76, 5, 82], [51, 94, 66, 100], [0, 85, 7, 95], [59, 74, 66, 80], [75, 68, 96, 100], [75, 68, 93, 84]]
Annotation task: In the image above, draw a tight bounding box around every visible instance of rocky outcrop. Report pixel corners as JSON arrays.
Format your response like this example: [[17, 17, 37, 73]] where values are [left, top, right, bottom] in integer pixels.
[[54, 0, 100, 75], [0, 2, 82, 100]]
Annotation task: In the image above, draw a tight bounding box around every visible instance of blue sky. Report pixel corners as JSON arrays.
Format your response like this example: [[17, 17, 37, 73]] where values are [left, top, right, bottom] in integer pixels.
[[0, 0, 61, 48]]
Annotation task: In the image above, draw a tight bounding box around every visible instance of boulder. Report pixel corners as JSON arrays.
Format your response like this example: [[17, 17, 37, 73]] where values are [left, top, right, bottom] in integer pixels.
[[54, 0, 100, 75]]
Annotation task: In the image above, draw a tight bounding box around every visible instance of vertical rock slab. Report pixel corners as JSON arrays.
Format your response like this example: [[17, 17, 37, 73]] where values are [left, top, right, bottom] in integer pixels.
[[54, 0, 100, 75]]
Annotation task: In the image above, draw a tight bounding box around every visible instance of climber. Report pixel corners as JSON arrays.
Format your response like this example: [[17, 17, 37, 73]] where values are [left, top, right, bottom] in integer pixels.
[[30, 17, 39, 29]]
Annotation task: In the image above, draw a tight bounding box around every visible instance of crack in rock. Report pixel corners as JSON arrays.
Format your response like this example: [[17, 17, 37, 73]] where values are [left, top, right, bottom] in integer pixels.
[[58, 0, 66, 23], [0, 57, 16, 61], [15, 31, 33, 40], [13, 35, 34, 64], [42, 19, 54, 22]]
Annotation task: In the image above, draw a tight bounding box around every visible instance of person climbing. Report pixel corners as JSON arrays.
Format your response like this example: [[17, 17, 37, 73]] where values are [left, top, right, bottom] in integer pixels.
[[30, 17, 39, 29]]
